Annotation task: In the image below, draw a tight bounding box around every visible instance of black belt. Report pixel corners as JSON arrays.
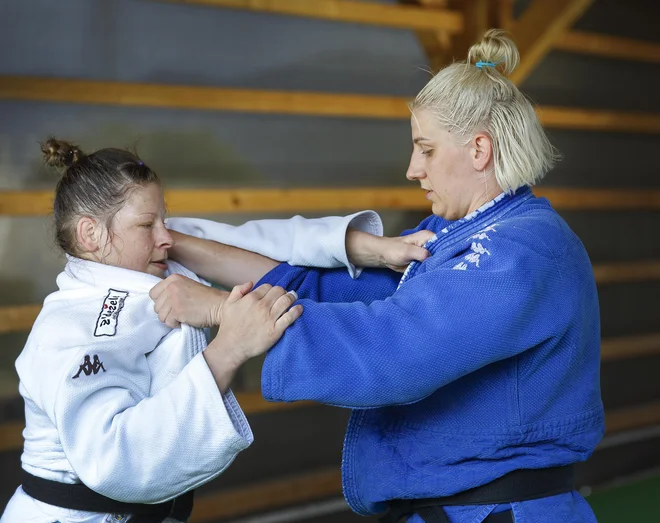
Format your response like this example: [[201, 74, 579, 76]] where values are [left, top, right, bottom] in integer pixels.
[[380, 465, 575, 523], [21, 470, 194, 523]]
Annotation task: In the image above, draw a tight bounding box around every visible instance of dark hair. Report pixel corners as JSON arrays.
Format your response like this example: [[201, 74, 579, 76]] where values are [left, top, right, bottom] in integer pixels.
[[41, 138, 160, 256]]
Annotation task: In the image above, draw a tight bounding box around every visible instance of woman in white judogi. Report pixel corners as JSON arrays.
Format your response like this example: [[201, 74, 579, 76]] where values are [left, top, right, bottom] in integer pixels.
[[0, 139, 410, 523]]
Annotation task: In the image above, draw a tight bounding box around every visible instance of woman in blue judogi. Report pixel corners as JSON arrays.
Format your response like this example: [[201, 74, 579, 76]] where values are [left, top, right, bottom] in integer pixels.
[[157, 29, 604, 523]]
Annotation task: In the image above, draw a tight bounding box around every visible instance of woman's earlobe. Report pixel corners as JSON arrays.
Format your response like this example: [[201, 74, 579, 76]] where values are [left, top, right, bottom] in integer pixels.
[[76, 216, 101, 253]]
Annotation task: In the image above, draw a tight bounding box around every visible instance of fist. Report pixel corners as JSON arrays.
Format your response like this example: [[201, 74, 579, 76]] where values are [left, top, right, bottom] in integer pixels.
[[150, 274, 227, 328]]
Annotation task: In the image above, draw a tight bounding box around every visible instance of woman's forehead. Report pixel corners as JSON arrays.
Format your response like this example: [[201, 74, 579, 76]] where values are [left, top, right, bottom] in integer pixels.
[[411, 109, 437, 136], [411, 110, 444, 142], [123, 184, 165, 213]]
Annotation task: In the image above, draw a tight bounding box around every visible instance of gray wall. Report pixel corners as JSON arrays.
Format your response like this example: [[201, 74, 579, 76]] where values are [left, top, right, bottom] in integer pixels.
[[1, 0, 659, 519]]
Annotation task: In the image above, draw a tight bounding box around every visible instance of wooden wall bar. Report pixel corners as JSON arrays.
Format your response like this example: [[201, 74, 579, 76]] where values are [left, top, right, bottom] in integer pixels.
[[160, 0, 464, 32], [0, 77, 411, 120], [600, 333, 660, 362], [555, 31, 660, 64], [190, 467, 341, 522], [0, 305, 41, 334], [2, 77, 660, 132], [508, 0, 596, 85], [593, 260, 660, 285], [1, 187, 660, 217]]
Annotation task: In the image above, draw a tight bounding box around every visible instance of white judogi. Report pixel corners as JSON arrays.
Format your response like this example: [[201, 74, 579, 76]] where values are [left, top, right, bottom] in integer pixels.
[[1, 212, 381, 523]]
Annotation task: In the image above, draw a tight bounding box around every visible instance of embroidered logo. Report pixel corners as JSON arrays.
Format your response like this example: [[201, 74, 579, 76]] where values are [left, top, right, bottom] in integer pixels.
[[452, 225, 498, 271], [94, 289, 129, 337], [105, 514, 129, 523], [72, 355, 106, 379]]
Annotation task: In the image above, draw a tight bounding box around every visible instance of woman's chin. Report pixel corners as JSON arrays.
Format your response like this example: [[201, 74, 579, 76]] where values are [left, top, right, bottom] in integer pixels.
[[147, 264, 167, 278]]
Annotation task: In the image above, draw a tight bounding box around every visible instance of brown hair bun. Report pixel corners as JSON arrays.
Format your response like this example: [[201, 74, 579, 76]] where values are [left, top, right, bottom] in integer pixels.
[[41, 138, 85, 170]]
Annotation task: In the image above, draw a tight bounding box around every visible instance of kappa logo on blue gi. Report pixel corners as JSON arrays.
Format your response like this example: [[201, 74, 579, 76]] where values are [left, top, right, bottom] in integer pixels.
[[452, 224, 498, 271], [72, 354, 106, 379], [94, 289, 129, 337]]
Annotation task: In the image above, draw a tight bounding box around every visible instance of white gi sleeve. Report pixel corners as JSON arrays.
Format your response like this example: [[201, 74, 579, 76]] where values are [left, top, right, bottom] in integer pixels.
[[166, 211, 383, 279], [52, 349, 252, 503]]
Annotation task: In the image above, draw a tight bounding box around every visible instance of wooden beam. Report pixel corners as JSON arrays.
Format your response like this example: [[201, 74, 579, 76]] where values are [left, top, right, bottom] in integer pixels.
[[494, 0, 514, 32], [0, 421, 24, 453], [2, 187, 660, 218], [159, 0, 463, 32], [0, 305, 42, 334], [555, 31, 660, 64], [0, 76, 411, 120], [404, 0, 457, 73], [190, 468, 341, 522], [534, 188, 660, 211], [593, 260, 660, 285], [601, 333, 660, 362], [2, 76, 660, 133], [536, 106, 660, 133], [510, 0, 596, 85], [0, 188, 428, 217], [605, 400, 660, 434]]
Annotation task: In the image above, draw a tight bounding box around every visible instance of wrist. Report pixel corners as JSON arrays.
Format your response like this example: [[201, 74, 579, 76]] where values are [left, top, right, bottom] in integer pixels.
[[211, 288, 230, 326], [203, 337, 246, 393], [346, 229, 385, 268]]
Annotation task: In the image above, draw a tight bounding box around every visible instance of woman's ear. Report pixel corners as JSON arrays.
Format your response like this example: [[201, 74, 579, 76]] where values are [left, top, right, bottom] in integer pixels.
[[471, 133, 493, 172], [75, 216, 102, 254]]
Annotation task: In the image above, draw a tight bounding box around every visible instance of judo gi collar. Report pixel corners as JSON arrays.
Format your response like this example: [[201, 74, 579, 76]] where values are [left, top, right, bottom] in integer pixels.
[[398, 186, 534, 288], [61, 255, 165, 293]]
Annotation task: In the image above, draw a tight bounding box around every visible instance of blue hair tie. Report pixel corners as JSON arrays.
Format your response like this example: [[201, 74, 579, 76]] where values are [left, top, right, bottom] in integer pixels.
[[475, 61, 497, 69]]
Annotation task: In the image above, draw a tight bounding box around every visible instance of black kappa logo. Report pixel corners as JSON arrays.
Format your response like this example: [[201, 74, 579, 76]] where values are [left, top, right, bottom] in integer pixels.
[[72, 355, 106, 379]]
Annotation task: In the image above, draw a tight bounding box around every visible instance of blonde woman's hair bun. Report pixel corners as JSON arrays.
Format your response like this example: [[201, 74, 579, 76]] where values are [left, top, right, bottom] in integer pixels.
[[467, 28, 519, 76]]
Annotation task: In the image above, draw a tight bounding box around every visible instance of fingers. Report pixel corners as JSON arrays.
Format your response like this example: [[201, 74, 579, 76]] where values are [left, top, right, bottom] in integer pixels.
[[249, 283, 273, 300], [275, 304, 304, 332], [149, 275, 174, 301], [155, 301, 180, 328], [227, 281, 254, 303], [269, 290, 298, 319]]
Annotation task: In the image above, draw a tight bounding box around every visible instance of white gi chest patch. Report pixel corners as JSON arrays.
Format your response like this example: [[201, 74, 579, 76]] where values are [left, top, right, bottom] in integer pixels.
[[94, 289, 129, 337]]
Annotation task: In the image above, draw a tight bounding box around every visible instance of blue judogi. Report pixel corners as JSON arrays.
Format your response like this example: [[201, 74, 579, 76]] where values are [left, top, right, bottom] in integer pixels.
[[257, 187, 604, 522]]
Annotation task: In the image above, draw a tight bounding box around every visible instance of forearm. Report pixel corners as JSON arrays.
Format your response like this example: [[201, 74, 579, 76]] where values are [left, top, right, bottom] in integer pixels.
[[169, 231, 279, 288], [345, 229, 387, 268]]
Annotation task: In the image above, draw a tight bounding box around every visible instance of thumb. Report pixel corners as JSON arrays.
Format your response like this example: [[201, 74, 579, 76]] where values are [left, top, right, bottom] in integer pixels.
[[406, 230, 435, 247], [406, 245, 430, 263], [227, 281, 254, 303]]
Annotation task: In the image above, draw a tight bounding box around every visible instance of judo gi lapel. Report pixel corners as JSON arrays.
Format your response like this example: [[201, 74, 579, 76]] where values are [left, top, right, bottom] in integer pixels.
[[397, 187, 534, 289]]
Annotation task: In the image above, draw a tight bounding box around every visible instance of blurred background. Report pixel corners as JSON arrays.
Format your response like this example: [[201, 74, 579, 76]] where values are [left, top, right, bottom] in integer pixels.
[[0, 0, 659, 521]]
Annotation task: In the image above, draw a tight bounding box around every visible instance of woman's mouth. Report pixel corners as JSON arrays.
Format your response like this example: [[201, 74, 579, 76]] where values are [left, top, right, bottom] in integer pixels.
[[424, 190, 434, 200], [150, 260, 168, 271]]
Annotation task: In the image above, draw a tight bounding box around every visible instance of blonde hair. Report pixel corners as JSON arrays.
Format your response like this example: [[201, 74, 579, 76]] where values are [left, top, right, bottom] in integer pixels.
[[411, 29, 559, 193]]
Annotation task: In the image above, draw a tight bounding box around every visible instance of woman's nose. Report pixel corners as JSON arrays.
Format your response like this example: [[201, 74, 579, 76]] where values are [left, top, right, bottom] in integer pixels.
[[406, 154, 426, 181], [157, 224, 174, 249]]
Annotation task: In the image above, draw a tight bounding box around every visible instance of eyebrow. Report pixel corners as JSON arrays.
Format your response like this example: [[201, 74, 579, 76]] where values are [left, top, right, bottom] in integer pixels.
[[413, 137, 431, 144]]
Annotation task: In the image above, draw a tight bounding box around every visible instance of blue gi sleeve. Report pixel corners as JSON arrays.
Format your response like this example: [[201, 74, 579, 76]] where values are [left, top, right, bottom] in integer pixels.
[[258, 263, 400, 304], [261, 235, 572, 408]]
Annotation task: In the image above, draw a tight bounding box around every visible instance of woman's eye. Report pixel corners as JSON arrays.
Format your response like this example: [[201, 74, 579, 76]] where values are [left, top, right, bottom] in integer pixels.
[[141, 223, 154, 229], [421, 149, 433, 156]]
